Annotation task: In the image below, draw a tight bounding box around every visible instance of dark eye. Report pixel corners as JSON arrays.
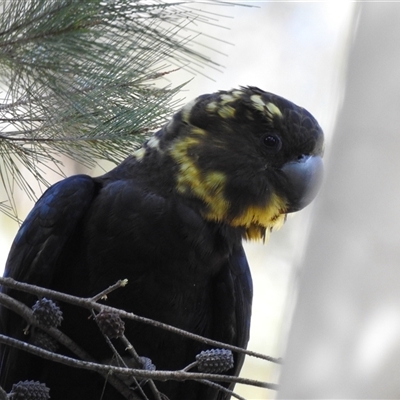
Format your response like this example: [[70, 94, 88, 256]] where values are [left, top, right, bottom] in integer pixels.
[[262, 134, 282, 152]]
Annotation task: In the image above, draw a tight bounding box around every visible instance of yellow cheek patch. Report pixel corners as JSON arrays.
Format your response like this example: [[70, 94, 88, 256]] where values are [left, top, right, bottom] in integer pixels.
[[245, 224, 273, 241], [200, 172, 229, 219], [171, 137, 230, 219], [170, 135, 288, 241], [230, 193, 286, 227], [230, 193, 287, 240], [191, 127, 207, 136], [169, 136, 201, 163]]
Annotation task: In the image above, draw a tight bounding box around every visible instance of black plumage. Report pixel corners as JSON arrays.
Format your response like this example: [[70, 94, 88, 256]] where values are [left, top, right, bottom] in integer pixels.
[[0, 87, 324, 399]]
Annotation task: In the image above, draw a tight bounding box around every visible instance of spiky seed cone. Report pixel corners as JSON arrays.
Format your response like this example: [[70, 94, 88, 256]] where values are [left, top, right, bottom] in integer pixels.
[[140, 356, 156, 371], [95, 310, 125, 339], [196, 349, 234, 373], [32, 298, 63, 328], [9, 380, 50, 400], [30, 330, 58, 353]]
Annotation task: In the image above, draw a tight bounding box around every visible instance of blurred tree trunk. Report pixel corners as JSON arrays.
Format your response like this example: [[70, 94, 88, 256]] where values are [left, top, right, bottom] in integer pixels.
[[278, 3, 400, 398]]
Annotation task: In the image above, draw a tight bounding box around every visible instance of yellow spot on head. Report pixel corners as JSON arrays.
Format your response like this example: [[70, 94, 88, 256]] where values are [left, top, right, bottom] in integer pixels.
[[250, 95, 283, 122], [220, 94, 236, 105], [266, 102, 283, 119], [133, 147, 146, 161], [147, 136, 161, 149], [181, 99, 196, 123], [218, 105, 236, 119], [232, 90, 243, 98], [250, 94, 266, 112], [206, 101, 218, 113]]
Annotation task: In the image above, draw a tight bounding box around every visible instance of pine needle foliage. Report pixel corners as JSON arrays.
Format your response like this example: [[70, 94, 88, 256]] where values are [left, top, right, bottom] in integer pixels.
[[0, 0, 229, 218]]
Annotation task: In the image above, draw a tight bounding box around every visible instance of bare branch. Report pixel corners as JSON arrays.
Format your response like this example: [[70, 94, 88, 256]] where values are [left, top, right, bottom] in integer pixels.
[[0, 292, 139, 399], [90, 279, 129, 302], [91, 309, 151, 400], [119, 335, 163, 400], [0, 334, 278, 391], [0, 276, 282, 365], [199, 379, 247, 400], [0, 385, 7, 400]]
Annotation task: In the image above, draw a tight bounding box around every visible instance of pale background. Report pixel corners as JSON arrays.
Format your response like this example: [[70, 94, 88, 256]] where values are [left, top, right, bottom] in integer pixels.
[[279, 3, 400, 399], [0, 3, 358, 399]]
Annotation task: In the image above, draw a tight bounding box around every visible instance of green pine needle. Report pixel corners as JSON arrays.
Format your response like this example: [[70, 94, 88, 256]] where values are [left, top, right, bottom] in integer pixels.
[[0, 0, 236, 219]]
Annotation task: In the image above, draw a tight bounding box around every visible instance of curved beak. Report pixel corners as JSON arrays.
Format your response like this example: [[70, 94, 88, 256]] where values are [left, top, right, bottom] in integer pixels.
[[281, 155, 324, 213]]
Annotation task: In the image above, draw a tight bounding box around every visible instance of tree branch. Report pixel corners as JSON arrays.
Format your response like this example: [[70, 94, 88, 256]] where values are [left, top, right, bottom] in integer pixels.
[[0, 292, 139, 400], [0, 276, 282, 365], [0, 334, 278, 391]]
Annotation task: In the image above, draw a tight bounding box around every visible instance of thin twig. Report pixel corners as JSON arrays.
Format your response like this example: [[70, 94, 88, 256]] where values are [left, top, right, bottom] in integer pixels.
[[0, 129, 153, 143], [91, 309, 148, 400], [119, 335, 143, 365], [0, 72, 175, 113], [119, 335, 164, 400], [0, 385, 7, 400], [199, 379, 246, 400], [0, 277, 282, 365], [182, 361, 197, 372], [0, 334, 279, 391], [182, 360, 247, 399], [90, 279, 129, 302], [0, 19, 103, 49], [0, 292, 135, 399]]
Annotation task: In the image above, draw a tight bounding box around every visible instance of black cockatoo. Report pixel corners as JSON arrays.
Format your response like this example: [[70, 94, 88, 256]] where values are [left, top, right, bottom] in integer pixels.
[[0, 87, 324, 399]]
